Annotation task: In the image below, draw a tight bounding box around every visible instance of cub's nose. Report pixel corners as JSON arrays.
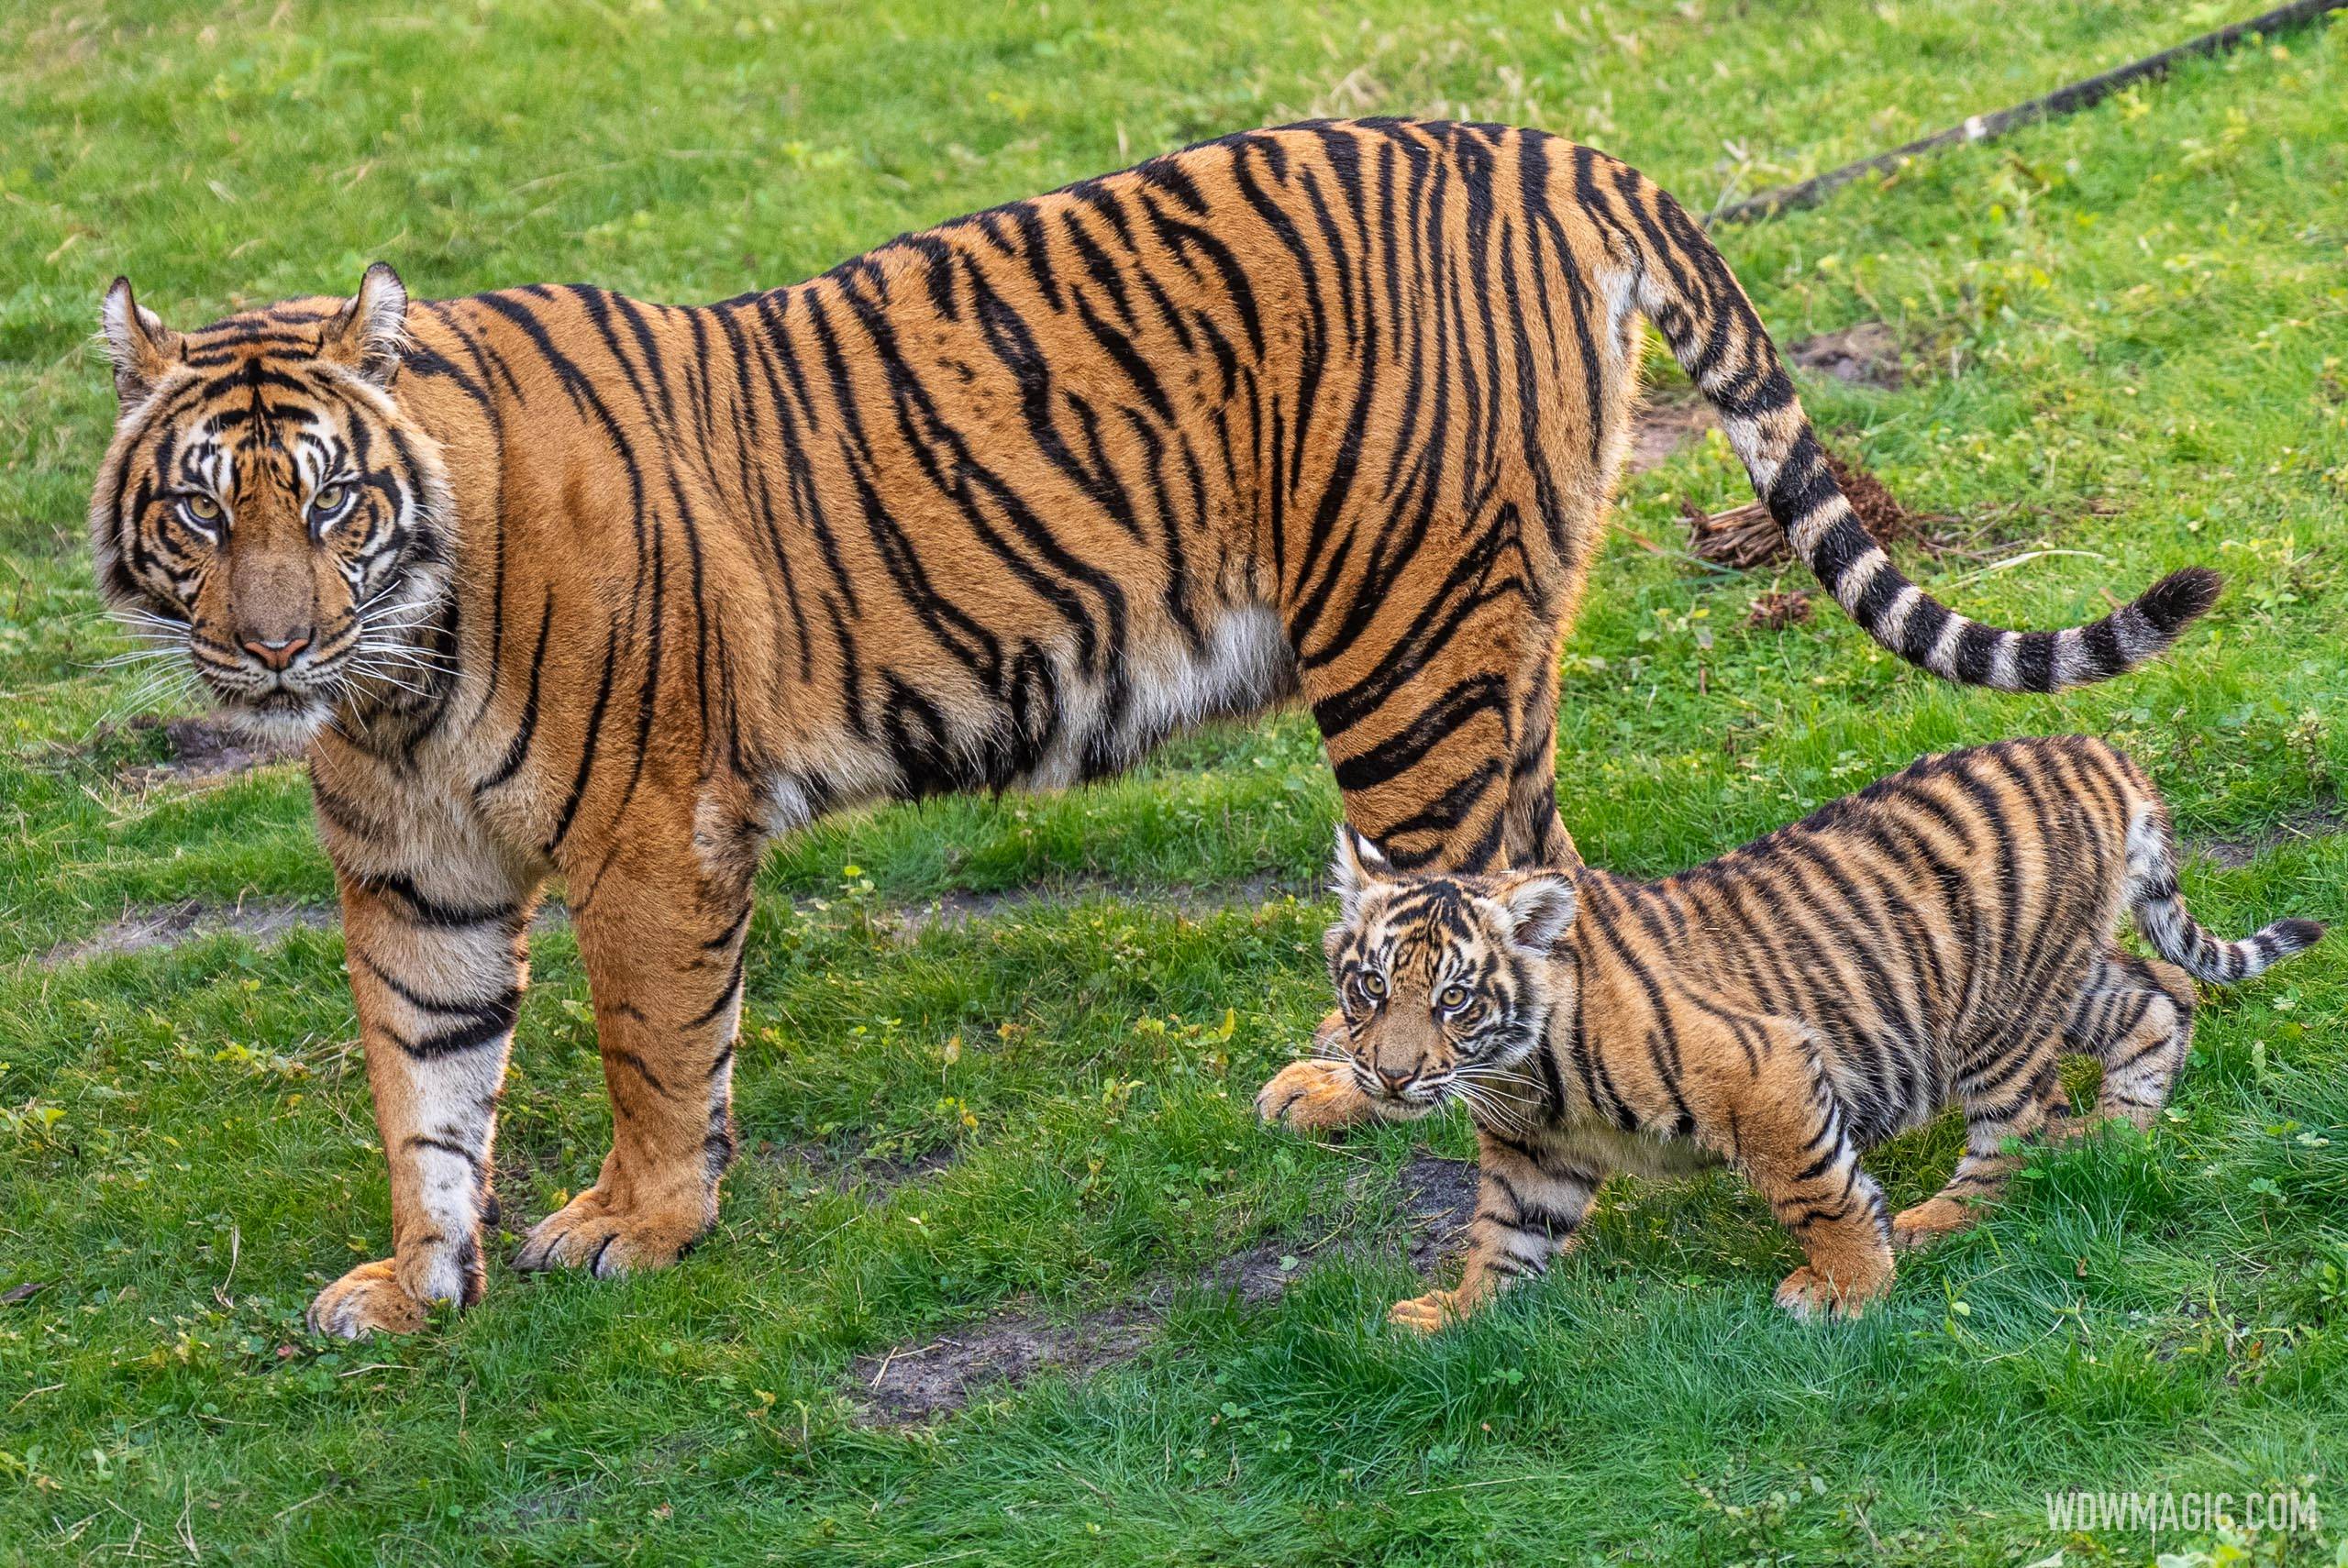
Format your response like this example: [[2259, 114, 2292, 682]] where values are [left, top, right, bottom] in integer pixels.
[[1376, 1066, 1418, 1093], [240, 633, 312, 671]]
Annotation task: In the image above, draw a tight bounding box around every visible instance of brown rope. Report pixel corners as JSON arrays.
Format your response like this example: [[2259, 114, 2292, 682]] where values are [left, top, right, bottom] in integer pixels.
[[1711, 0, 2347, 226]]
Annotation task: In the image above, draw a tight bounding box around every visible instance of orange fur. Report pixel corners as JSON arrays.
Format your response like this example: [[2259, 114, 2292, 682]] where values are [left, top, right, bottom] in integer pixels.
[[90, 124, 2216, 1335], [1314, 738, 2319, 1331]]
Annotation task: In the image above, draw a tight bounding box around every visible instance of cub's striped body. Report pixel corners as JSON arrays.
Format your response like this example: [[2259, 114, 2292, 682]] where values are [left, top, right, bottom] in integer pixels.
[[91, 121, 2214, 1336], [1305, 737, 2320, 1329]]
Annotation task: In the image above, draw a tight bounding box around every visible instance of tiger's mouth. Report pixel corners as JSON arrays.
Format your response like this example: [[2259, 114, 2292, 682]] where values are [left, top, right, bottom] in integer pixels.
[[178, 631, 359, 744], [215, 682, 338, 745]]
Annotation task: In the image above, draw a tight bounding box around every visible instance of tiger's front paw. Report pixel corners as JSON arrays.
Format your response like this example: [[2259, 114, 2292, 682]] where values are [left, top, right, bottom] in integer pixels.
[[1255, 1050, 1380, 1132], [307, 1259, 430, 1339], [1772, 1263, 1887, 1321], [512, 1185, 711, 1278], [1388, 1288, 1465, 1335]]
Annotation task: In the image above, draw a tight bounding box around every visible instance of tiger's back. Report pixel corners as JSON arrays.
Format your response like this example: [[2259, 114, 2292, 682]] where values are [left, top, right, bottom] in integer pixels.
[[382, 120, 1646, 872]]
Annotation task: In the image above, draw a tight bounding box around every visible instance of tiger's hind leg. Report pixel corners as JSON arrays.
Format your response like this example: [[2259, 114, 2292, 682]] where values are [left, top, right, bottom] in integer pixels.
[[1255, 662, 1575, 1136], [2066, 950, 2196, 1132], [514, 821, 756, 1281], [1259, 519, 1587, 1135], [1892, 1036, 2066, 1252], [1499, 650, 1582, 873]]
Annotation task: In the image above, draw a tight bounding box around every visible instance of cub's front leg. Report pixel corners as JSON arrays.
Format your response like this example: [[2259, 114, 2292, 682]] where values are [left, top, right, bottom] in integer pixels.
[[307, 853, 539, 1338], [1256, 1011, 1390, 1132], [511, 837, 753, 1280], [1390, 1132, 1601, 1333]]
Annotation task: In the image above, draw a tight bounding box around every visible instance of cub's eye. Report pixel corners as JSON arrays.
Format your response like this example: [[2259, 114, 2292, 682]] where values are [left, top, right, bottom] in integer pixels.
[[309, 482, 350, 521], [179, 494, 223, 528], [1360, 971, 1388, 999], [1437, 984, 1469, 1010]]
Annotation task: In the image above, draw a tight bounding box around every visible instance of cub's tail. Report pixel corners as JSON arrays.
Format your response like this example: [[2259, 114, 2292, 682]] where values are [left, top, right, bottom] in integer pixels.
[[2124, 805, 2324, 984], [1598, 153, 2219, 691]]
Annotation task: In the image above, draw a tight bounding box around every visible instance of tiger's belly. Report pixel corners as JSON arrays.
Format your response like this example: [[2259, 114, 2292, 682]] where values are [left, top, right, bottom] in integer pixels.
[[1545, 1115, 1726, 1181], [1818, 1030, 1962, 1150], [756, 601, 1296, 834]]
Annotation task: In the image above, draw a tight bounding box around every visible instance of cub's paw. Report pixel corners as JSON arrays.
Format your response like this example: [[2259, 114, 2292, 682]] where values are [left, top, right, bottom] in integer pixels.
[[1772, 1264, 1887, 1321], [308, 1260, 429, 1339], [1388, 1288, 1463, 1335], [512, 1187, 709, 1278], [1888, 1197, 1977, 1253], [1255, 1059, 1371, 1132]]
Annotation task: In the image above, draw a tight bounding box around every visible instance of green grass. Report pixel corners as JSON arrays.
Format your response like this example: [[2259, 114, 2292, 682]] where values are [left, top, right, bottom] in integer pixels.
[[5, 1, 2348, 1562]]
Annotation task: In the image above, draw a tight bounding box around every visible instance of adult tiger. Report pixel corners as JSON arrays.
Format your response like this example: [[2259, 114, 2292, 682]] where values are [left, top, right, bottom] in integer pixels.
[[88, 119, 2216, 1336]]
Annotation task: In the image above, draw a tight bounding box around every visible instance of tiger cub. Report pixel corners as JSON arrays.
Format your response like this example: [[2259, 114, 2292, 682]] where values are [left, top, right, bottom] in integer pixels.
[[1308, 736, 2321, 1331]]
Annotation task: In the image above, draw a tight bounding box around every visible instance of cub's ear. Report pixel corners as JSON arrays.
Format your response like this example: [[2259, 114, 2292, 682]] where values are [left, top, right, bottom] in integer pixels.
[[100, 277, 181, 406], [1490, 871, 1578, 954], [321, 261, 410, 386], [1330, 823, 1391, 921]]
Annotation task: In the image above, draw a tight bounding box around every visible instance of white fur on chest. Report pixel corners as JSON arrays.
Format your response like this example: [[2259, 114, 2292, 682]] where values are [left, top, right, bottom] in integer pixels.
[[1028, 601, 1292, 788]]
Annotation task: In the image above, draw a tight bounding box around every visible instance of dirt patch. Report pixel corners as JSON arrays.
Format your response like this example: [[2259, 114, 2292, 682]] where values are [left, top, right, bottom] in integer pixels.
[[37, 897, 570, 969], [757, 1136, 958, 1202], [116, 714, 304, 789], [34, 869, 1275, 969], [847, 1149, 1482, 1422], [1744, 590, 1815, 630], [886, 872, 1293, 945], [1627, 397, 1715, 475], [1200, 1150, 1480, 1304], [41, 899, 337, 966], [507, 1483, 593, 1530], [851, 1301, 1158, 1426], [2189, 807, 2347, 870], [1789, 321, 1904, 389], [1202, 1239, 1316, 1304], [1397, 1154, 1480, 1269], [1203, 1150, 1480, 1302]]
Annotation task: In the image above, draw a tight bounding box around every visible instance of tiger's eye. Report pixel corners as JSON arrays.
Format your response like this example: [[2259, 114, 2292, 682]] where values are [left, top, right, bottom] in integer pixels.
[[1361, 972, 1387, 999], [184, 494, 221, 522], [311, 483, 348, 515], [1438, 984, 1468, 1010]]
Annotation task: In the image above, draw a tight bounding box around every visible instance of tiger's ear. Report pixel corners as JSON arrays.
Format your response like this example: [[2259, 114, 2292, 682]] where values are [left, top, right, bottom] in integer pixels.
[[1330, 823, 1392, 921], [1490, 871, 1578, 955], [321, 261, 410, 386], [100, 277, 181, 406]]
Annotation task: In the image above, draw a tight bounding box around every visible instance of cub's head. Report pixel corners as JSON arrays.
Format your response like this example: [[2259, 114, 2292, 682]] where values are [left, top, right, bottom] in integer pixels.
[[88, 264, 453, 744], [1322, 825, 1579, 1117]]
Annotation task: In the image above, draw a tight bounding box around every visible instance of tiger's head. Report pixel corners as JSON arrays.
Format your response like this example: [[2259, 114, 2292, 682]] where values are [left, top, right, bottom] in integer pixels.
[[1322, 825, 1579, 1118], [88, 263, 454, 744]]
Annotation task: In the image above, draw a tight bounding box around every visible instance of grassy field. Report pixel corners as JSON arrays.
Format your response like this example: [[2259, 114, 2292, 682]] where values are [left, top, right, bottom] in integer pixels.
[[5, 1, 2348, 1562]]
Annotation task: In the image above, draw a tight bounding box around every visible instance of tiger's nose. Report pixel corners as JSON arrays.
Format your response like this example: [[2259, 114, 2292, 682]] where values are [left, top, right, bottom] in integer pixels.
[[1376, 1066, 1418, 1093], [240, 633, 311, 671]]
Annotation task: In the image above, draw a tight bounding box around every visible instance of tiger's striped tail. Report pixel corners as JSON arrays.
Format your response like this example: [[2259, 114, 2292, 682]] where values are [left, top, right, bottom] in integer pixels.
[[1611, 173, 2219, 692], [2124, 806, 2324, 984]]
